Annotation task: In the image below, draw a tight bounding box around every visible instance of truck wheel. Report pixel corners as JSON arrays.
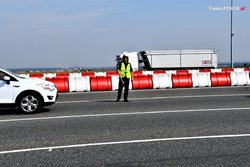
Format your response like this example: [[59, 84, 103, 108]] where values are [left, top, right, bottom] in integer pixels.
[[18, 93, 43, 114]]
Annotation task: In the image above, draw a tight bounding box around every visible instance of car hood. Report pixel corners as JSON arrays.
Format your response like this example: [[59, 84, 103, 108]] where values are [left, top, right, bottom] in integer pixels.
[[19, 77, 54, 85]]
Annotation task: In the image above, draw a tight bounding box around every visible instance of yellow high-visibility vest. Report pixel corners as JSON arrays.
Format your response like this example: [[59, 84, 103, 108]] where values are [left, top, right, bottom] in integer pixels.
[[120, 63, 132, 78]]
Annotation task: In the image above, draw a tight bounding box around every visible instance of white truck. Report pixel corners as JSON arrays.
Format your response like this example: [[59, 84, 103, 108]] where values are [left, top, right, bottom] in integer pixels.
[[116, 49, 218, 70]]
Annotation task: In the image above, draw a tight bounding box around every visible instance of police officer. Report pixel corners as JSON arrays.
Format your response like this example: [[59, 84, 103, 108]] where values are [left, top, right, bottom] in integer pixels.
[[116, 55, 133, 102]]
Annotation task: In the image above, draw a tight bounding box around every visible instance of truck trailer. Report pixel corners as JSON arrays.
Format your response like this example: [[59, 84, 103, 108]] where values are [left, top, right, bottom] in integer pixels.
[[116, 49, 218, 70]]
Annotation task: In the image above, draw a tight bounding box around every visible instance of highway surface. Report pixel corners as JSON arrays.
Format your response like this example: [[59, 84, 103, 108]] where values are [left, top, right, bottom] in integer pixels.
[[0, 86, 250, 167]]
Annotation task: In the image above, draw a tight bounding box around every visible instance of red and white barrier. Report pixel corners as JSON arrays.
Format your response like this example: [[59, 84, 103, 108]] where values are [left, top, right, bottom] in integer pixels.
[[172, 74, 193, 88], [90, 76, 112, 91], [111, 76, 132, 91], [230, 72, 250, 86], [16, 68, 250, 93], [192, 73, 211, 87], [44, 73, 56, 78], [69, 76, 90, 92], [153, 74, 172, 89], [132, 75, 153, 90], [45, 77, 69, 93], [210, 73, 231, 87]]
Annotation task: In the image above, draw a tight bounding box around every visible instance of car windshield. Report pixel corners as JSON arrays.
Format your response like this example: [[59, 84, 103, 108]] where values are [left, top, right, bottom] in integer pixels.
[[1, 68, 25, 79]]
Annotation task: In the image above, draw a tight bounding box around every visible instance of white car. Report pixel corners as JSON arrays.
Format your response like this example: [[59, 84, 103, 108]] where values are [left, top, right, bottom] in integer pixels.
[[0, 68, 58, 113]]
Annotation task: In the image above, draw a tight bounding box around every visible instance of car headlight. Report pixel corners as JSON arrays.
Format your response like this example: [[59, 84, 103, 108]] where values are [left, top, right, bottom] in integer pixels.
[[37, 84, 56, 91]]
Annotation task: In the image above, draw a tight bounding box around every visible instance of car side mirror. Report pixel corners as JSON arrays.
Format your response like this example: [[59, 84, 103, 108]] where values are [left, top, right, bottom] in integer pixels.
[[3, 76, 10, 85]]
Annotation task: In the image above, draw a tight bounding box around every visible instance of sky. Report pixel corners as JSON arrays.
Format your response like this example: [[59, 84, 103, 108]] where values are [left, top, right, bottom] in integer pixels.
[[0, 0, 249, 68]]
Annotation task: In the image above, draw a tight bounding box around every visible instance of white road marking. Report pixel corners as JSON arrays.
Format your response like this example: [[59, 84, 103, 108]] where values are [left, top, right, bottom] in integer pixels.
[[56, 93, 250, 104], [0, 134, 250, 155], [60, 86, 250, 95], [0, 107, 250, 123]]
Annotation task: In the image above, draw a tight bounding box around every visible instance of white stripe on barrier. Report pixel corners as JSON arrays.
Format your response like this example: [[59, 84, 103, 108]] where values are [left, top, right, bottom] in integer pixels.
[[211, 69, 222, 73], [234, 68, 245, 72], [165, 70, 177, 75], [230, 72, 250, 86], [188, 70, 199, 74], [69, 76, 90, 92], [142, 71, 154, 75], [69, 73, 82, 78], [192, 73, 211, 87], [111, 76, 119, 91], [111, 76, 132, 91], [43, 73, 56, 78], [95, 72, 107, 77], [153, 74, 172, 89]]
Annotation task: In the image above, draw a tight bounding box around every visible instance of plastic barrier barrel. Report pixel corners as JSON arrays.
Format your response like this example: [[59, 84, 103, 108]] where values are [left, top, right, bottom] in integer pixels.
[[44, 73, 56, 78], [188, 70, 199, 74], [199, 69, 211, 73], [69, 73, 82, 78], [176, 70, 189, 75], [142, 71, 154, 76], [192, 73, 211, 87], [172, 74, 193, 88], [106, 71, 118, 77], [153, 74, 172, 89], [211, 69, 222, 73], [153, 70, 166, 75], [69, 76, 90, 92], [132, 76, 153, 90], [90, 77, 112, 91], [111, 76, 132, 91], [46, 77, 69, 93], [166, 70, 177, 75], [233, 68, 245, 72], [210, 72, 231, 87], [82, 72, 95, 77], [230, 72, 250, 86], [244, 68, 250, 72], [95, 72, 107, 77], [56, 73, 69, 78], [133, 71, 143, 77], [30, 73, 43, 78], [222, 68, 234, 73]]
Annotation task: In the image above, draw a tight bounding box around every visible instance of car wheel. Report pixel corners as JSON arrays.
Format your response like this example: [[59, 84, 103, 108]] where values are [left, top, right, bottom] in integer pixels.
[[18, 93, 43, 114]]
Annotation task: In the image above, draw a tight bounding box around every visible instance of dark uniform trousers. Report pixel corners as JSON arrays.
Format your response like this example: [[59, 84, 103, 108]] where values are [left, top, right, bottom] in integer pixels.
[[117, 77, 130, 100]]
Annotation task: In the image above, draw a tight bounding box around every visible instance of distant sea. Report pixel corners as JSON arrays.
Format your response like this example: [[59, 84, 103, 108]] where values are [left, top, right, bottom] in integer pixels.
[[8, 67, 116, 73], [7, 63, 250, 73]]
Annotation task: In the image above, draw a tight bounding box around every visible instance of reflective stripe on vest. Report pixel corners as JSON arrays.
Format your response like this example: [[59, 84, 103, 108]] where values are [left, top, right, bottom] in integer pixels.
[[120, 63, 131, 78]]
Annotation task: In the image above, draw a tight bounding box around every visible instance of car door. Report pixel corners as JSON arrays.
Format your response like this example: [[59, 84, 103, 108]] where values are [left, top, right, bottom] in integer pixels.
[[0, 71, 13, 103]]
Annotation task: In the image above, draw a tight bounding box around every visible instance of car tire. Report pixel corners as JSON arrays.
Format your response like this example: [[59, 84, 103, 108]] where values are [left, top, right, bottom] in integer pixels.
[[18, 93, 43, 114]]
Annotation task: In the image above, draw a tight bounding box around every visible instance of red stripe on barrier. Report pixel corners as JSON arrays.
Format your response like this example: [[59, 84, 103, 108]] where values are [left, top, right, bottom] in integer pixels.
[[199, 69, 211, 73], [46, 77, 69, 93], [82, 72, 95, 77], [153, 70, 166, 74], [172, 74, 193, 88], [106, 71, 118, 77], [222, 68, 233, 73], [210, 73, 231, 87], [133, 71, 143, 76], [244, 68, 250, 72], [56, 73, 69, 78], [90, 77, 112, 91], [132, 76, 153, 90], [29, 73, 43, 78], [176, 70, 189, 75]]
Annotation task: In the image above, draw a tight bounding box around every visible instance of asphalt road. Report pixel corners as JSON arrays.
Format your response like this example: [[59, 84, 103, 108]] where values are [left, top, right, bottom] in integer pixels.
[[0, 86, 250, 167]]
